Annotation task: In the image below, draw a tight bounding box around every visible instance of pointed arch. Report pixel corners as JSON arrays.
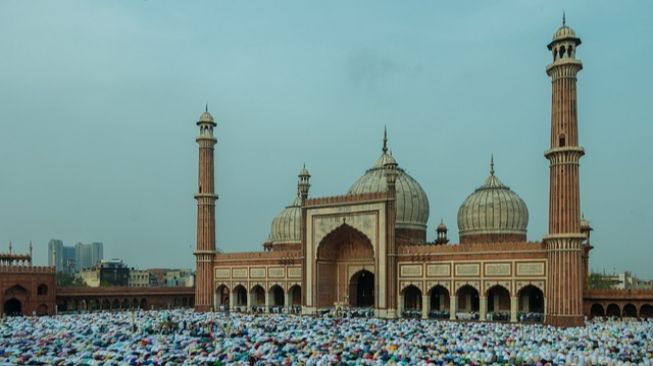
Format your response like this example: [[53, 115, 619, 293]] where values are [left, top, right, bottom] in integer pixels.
[[606, 303, 621, 317], [517, 285, 544, 314], [623, 304, 637, 318], [590, 304, 605, 318], [428, 285, 450, 315], [640, 304, 653, 318], [486, 284, 511, 313], [401, 285, 422, 314], [456, 285, 480, 313], [269, 285, 285, 307], [317, 223, 374, 260]]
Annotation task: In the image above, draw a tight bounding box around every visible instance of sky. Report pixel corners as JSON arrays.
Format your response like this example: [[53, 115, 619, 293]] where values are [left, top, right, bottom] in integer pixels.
[[0, 1, 651, 277]]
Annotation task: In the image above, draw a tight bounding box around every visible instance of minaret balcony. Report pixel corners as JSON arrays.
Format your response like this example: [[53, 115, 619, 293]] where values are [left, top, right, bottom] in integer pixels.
[[544, 146, 584, 164]]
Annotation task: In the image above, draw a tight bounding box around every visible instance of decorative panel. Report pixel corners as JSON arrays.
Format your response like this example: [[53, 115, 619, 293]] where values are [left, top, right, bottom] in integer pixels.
[[454, 263, 480, 276], [215, 268, 230, 279], [516, 262, 545, 276], [427, 264, 450, 277], [400, 264, 422, 277], [268, 267, 285, 278], [288, 267, 302, 278], [232, 268, 248, 278], [484, 263, 511, 276], [250, 267, 266, 278]]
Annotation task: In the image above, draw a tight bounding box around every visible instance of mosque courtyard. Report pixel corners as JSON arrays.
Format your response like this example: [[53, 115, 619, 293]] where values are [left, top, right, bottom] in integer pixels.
[[0, 309, 651, 365]]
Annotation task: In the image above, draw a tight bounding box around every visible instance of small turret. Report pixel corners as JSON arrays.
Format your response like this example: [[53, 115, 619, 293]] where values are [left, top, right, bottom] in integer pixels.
[[298, 164, 311, 201], [435, 219, 449, 245], [580, 214, 593, 244]]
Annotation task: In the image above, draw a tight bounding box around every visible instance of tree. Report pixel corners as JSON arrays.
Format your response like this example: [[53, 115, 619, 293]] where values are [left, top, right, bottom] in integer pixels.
[[56, 272, 87, 287], [588, 272, 613, 289]]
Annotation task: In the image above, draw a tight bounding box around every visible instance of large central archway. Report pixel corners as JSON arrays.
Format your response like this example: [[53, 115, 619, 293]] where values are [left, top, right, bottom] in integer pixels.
[[315, 224, 375, 308], [349, 270, 374, 307]]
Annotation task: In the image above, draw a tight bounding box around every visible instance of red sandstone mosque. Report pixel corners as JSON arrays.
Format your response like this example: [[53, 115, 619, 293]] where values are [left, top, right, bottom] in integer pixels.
[[2, 20, 651, 323], [193, 20, 653, 327]]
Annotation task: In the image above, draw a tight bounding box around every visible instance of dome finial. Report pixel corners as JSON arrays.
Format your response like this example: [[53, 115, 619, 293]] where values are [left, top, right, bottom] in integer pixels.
[[382, 126, 388, 154], [205, 102, 208, 113], [562, 11, 566, 26], [490, 154, 495, 176]]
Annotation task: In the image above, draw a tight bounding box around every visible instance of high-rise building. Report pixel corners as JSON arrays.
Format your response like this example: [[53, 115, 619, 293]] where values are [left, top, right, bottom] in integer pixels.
[[48, 240, 103, 272], [75, 242, 103, 271], [48, 239, 76, 273]]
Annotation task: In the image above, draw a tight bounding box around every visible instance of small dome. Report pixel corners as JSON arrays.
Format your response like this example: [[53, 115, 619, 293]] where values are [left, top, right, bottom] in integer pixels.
[[457, 162, 528, 242], [580, 215, 592, 231], [548, 17, 581, 49], [553, 25, 576, 41], [198, 110, 214, 123], [437, 220, 447, 232], [299, 164, 310, 177], [348, 150, 429, 231], [269, 195, 301, 244]]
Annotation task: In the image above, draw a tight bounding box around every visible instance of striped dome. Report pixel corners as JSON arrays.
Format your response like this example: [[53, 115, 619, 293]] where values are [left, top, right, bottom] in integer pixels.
[[457, 163, 528, 240], [268, 195, 301, 244], [348, 151, 430, 230]]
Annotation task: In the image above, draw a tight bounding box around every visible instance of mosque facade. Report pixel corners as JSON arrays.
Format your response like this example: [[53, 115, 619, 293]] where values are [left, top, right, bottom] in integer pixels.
[[195, 22, 653, 327]]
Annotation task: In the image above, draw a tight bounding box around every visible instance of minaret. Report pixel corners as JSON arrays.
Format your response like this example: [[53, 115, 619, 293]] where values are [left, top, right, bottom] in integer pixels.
[[543, 17, 586, 327], [194, 105, 218, 312], [298, 164, 310, 309], [383, 141, 398, 318]]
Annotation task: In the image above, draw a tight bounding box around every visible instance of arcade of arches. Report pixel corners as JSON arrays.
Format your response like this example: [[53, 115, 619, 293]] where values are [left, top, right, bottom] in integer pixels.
[[589, 303, 653, 319], [399, 283, 545, 321], [214, 283, 302, 312]]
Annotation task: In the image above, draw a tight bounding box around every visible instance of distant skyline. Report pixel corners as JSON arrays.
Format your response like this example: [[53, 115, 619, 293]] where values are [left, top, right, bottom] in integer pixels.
[[1, 1, 651, 277]]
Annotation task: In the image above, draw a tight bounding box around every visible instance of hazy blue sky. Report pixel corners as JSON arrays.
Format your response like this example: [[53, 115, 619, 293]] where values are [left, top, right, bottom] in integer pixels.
[[1, 1, 651, 277]]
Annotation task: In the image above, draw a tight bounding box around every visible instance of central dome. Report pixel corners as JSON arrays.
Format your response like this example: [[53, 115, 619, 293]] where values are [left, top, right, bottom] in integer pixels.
[[347, 133, 429, 231], [457, 159, 529, 243]]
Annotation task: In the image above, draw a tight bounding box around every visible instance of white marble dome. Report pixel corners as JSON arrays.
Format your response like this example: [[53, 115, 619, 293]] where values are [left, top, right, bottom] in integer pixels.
[[268, 195, 301, 244], [348, 150, 430, 231], [457, 164, 528, 239]]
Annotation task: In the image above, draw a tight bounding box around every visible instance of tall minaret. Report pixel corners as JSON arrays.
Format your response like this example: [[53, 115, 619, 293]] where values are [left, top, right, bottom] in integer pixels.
[[543, 17, 586, 327], [194, 105, 217, 312]]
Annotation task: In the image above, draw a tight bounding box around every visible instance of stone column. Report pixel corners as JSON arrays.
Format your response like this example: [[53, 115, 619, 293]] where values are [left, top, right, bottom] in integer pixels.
[[479, 296, 487, 321], [229, 290, 235, 311], [449, 296, 457, 320], [510, 296, 518, 322], [246, 291, 252, 313], [284, 291, 291, 313], [422, 295, 429, 319], [398, 294, 404, 317], [264, 290, 270, 313]]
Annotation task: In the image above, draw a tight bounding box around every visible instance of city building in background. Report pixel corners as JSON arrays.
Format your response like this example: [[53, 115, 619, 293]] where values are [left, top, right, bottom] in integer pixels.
[[592, 271, 653, 290], [48, 240, 103, 272], [79, 259, 129, 287], [164, 269, 194, 287], [75, 242, 103, 271], [128, 269, 151, 288], [145, 268, 194, 288]]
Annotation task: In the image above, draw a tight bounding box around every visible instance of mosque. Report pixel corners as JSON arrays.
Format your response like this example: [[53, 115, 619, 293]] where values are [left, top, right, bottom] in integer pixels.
[[193, 21, 653, 327]]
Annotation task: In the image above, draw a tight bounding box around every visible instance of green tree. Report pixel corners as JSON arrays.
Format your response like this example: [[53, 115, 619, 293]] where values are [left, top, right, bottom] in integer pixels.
[[588, 272, 613, 289], [56, 272, 87, 287]]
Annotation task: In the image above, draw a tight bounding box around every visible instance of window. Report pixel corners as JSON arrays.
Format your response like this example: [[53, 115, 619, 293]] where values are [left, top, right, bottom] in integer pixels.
[[37, 284, 48, 296]]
